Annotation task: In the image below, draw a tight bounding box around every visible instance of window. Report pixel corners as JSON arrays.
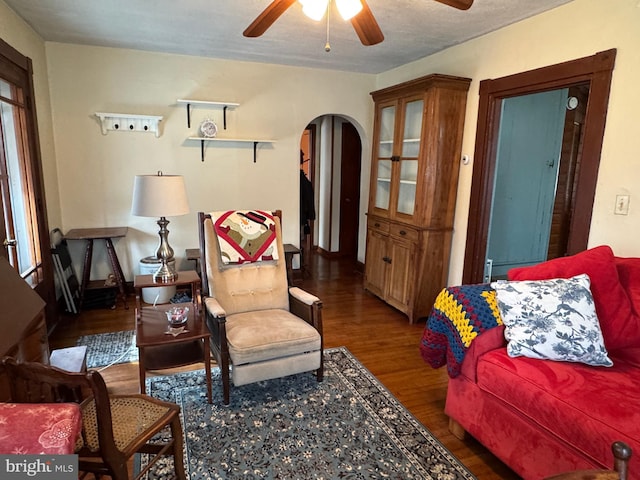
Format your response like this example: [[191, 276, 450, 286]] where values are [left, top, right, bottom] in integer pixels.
[[0, 40, 48, 292], [0, 76, 41, 285]]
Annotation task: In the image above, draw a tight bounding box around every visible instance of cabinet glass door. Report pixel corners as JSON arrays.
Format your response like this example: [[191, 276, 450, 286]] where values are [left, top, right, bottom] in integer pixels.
[[374, 105, 395, 210], [397, 99, 423, 215]]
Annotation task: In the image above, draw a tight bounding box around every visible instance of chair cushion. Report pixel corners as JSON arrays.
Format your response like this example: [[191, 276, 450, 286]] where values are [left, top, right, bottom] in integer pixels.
[[226, 309, 321, 365], [0, 403, 82, 454], [204, 216, 290, 315]]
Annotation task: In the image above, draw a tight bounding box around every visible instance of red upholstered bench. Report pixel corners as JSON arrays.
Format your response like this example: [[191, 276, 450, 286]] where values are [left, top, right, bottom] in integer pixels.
[[0, 403, 82, 454]]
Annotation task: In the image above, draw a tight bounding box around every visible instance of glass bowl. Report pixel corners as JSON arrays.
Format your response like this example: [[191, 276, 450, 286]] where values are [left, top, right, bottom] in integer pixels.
[[166, 306, 189, 327]]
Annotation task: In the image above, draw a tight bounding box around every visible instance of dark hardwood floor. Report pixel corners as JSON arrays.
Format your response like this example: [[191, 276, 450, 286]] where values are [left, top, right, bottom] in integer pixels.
[[49, 253, 518, 479]]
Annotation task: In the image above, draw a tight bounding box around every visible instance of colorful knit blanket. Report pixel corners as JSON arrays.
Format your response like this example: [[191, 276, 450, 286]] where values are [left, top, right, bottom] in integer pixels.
[[420, 284, 503, 378], [212, 210, 279, 264]]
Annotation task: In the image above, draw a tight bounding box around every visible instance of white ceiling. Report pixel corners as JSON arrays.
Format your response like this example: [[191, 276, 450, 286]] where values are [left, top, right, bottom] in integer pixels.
[[5, 0, 574, 74]]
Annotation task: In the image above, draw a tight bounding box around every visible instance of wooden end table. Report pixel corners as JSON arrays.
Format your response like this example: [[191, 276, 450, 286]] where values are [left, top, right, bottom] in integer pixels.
[[65, 227, 129, 310], [134, 270, 212, 403]]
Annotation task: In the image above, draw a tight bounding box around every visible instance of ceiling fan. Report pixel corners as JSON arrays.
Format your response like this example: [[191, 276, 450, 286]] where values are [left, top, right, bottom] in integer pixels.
[[243, 0, 474, 47]]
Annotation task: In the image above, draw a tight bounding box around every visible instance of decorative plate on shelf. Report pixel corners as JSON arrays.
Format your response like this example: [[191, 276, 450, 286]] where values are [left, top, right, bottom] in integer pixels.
[[200, 119, 218, 138]]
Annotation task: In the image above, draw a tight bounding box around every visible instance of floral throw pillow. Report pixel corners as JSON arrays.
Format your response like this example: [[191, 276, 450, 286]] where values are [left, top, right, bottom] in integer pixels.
[[491, 274, 613, 367]]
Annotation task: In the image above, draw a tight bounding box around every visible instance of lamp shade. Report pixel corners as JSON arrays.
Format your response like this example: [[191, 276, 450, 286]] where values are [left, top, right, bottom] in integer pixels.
[[131, 173, 190, 218]]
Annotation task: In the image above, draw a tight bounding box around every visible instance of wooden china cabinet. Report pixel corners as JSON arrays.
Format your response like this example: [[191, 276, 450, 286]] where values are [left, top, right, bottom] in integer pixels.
[[364, 74, 471, 323]]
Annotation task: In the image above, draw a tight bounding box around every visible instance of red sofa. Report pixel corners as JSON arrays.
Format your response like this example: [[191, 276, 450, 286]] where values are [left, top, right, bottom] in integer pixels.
[[435, 246, 640, 478]]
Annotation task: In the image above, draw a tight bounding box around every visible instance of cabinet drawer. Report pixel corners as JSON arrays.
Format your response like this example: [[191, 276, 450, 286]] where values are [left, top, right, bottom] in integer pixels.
[[368, 218, 389, 234], [389, 224, 419, 243]]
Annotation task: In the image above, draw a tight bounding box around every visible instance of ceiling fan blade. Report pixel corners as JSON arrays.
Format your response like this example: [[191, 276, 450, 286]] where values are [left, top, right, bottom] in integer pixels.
[[350, 0, 384, 46], [432, 0, 474, 10], [243, 0, 297, 38]]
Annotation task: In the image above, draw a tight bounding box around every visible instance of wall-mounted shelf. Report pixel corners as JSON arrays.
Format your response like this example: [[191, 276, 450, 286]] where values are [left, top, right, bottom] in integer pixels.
[[95, 112, 163, 137], [176, 99, 239, 130], [187, 137, 275, 163]]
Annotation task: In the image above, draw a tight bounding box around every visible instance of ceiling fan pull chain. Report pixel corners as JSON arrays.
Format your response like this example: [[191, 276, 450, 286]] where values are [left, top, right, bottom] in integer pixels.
[[325, 0, 331, 52]]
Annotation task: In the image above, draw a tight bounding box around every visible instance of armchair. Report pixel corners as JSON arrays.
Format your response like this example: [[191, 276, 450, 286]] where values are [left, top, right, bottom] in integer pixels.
[[198, 210, 323, 405]]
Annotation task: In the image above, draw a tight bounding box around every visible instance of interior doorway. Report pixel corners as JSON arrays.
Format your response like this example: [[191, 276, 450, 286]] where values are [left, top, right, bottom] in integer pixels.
[[299, 125, 315, 275], [299, 115, 363, 264], [463, 49, 616, 284], [484, 86, 587, 281], [338, 122, 361, 260]]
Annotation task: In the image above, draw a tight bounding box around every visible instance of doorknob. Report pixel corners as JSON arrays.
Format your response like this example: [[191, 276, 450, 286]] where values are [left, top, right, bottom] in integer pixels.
[[3, 238, 16, 247]]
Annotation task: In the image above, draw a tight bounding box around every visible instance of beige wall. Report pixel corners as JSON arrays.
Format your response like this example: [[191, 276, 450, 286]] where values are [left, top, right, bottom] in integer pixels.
[[44, 43, 375, 279], [0, 1, 61, 228], [377, 0, 640, 284], [2, 0, 638, 286]]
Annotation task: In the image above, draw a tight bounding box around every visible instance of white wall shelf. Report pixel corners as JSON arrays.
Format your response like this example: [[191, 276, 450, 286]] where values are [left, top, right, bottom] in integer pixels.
[[187, 137, 276, 163], [95, 112, 163, 137], [176, 99, 239, 129]]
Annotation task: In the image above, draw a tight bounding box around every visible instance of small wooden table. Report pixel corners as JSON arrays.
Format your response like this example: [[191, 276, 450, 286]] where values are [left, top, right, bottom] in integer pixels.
[[65, 227, 128, 310], [185, 248, 200, 275], [134, 270, 212, 403], [283, 243, 301, 285]]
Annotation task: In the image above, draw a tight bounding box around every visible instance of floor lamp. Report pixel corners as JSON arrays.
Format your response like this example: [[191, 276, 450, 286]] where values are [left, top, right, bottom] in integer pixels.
[[131, 172, 190, 283]]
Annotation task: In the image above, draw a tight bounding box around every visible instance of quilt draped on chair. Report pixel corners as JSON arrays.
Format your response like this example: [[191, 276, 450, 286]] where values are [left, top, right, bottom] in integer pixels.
[[211, 210, 280, 264]]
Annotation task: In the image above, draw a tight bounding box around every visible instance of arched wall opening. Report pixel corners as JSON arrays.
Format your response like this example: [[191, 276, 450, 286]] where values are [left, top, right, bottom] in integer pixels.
[[299, 114, 367, 268]]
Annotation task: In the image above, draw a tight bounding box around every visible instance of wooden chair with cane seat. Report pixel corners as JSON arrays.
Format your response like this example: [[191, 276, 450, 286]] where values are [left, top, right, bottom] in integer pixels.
[[1, 356, 186, 480], [545, 441, 632, 480], [198, 209, 323, 405]]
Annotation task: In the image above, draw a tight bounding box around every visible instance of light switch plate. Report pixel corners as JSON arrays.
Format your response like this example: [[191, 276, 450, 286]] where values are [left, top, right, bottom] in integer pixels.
[[615, 195, 630, 215]]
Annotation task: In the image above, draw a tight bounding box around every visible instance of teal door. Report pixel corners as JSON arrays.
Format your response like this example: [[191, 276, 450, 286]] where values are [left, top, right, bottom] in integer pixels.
[[485, 89, 568, 280]]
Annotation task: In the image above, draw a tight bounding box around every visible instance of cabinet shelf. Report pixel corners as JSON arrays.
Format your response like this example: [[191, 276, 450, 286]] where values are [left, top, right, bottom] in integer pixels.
[[176, 99, 239, 129], [187, 136, 276, 163]]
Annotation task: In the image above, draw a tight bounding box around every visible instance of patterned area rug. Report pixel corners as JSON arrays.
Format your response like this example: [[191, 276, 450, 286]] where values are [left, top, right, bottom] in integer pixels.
[[140, 347, 475, 479], [76, 330, 138, 368]]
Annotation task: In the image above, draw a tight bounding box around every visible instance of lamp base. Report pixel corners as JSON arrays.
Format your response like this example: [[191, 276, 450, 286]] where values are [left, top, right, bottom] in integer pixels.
[[153, 262, 178, 284]]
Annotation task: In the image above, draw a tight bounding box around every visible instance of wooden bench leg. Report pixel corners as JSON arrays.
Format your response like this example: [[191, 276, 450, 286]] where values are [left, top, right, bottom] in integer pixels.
[[449, 417, 467, 440]]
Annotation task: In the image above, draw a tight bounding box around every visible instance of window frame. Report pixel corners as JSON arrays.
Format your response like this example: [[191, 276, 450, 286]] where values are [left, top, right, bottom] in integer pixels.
[[0, 37, 55, 325]]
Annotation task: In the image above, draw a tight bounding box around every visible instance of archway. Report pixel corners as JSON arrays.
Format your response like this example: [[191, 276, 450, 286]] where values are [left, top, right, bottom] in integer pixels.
[[299, 115, 363, 270]]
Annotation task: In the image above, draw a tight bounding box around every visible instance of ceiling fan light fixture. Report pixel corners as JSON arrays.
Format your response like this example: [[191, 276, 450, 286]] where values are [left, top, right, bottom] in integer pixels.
[[299, 0, 329, 21], [335, 0, 362, 20]]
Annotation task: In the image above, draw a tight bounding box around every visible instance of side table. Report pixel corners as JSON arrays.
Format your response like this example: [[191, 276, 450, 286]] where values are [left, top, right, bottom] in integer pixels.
[[283, 243, 301, 285], [65, 227, 129, 310], [185, 248, 201, 275], [134, 271, 212, 403]]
